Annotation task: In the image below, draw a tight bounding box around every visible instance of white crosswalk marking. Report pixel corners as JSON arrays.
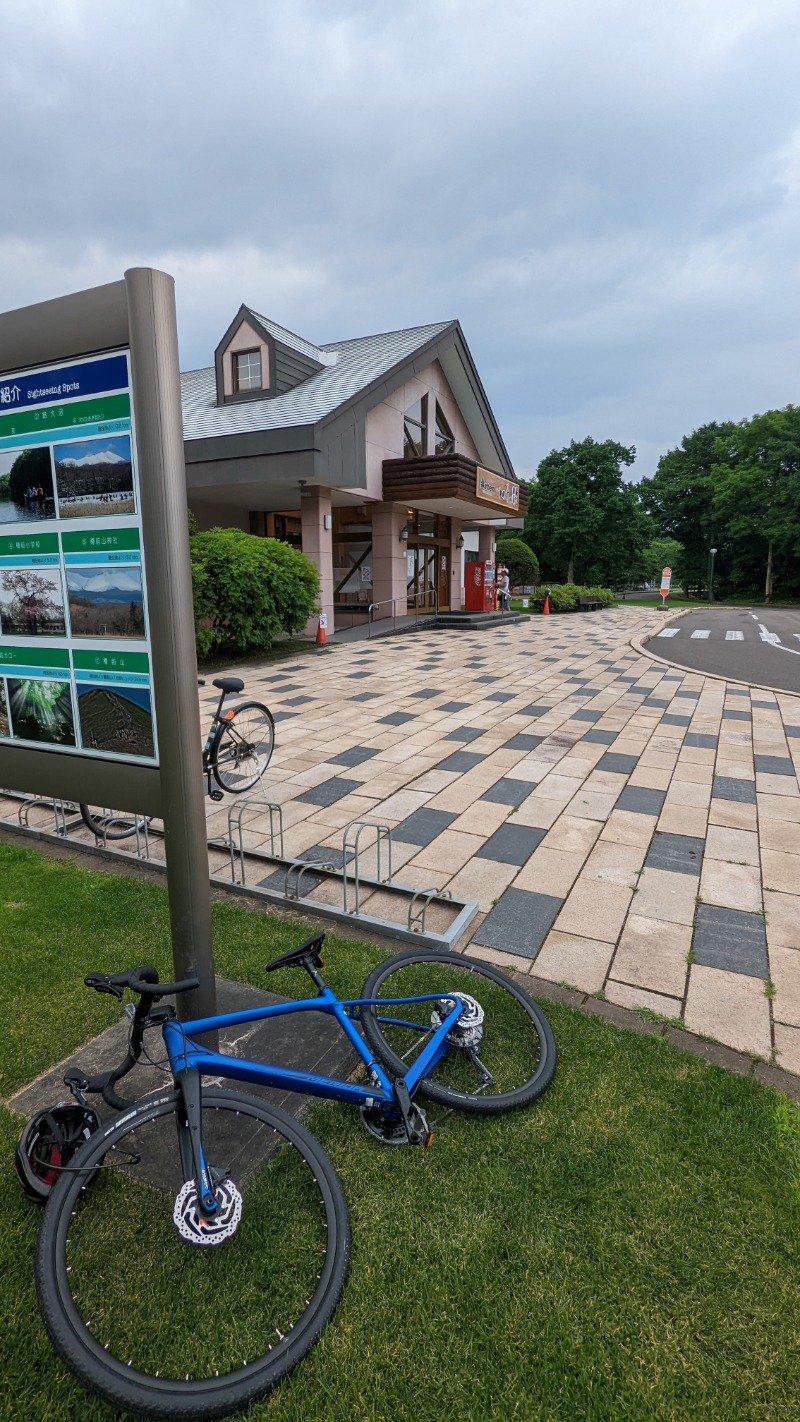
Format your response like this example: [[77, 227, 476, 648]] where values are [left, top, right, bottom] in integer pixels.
[[758, 624, 781, 645], [657, 628, 680, 637], [725, 631, 744, 641], [690, 630, 710, 639]]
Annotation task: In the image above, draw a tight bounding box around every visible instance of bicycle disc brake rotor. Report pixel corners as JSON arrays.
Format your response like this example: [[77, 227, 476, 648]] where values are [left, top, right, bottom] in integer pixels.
[[431, 992, 485, 1049], [172, 1178, 243, 1246]]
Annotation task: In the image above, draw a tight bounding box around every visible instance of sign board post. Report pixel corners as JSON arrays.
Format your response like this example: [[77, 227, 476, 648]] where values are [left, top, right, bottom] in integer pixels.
[[0, 269, 216, 1026], [659, 565, 672, 610]]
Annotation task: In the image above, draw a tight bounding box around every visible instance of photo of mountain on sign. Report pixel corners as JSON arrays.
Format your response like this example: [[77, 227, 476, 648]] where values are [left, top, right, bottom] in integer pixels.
[[66, 567, 145, 639], [76, 683, 154, 758], [54, 434, 134, 518]]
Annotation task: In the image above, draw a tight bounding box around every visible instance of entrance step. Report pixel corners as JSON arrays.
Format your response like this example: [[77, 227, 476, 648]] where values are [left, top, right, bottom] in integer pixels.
[[435, 611, 527, 631]]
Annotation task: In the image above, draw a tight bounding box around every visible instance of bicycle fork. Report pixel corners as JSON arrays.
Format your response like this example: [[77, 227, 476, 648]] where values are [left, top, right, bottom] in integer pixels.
[[174, 1068, 218, 1217]]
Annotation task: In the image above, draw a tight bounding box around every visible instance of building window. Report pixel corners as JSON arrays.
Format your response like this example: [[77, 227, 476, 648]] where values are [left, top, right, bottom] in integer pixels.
[[434, 401, 455, 455], [403, 395, 428, 459], [233, 349, 262, 392]]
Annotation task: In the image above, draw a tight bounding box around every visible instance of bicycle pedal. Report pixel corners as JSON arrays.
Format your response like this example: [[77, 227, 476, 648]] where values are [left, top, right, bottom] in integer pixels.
[[209, 790, 224, 802]]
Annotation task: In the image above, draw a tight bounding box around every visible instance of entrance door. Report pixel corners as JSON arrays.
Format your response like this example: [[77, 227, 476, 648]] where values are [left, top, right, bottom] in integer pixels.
[[438, 547, 450, 611], [406, 546, 437, 611]]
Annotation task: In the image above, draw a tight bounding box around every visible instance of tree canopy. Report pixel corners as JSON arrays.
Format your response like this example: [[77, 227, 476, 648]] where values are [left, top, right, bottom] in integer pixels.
[[523, 437, 645, 586], [494, 535, 539, 587]]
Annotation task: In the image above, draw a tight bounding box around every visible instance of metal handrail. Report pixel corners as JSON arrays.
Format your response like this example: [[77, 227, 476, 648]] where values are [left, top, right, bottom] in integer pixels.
[[367, 589, 439, 639]]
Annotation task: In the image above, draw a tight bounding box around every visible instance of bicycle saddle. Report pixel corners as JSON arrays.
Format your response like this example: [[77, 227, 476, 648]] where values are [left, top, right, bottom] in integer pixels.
[[212, 677, 244, 695], [265, 933, 325, 973]]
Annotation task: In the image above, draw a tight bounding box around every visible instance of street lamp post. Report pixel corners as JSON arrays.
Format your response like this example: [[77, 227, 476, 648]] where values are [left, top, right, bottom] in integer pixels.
[[708, 548, 717, 604]]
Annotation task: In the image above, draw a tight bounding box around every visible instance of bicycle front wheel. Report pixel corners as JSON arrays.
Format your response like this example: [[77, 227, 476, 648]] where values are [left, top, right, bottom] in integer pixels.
[[36, 1088, 349, 1421], [211, 701, 274, 793], [360, 950, 556, 1115]]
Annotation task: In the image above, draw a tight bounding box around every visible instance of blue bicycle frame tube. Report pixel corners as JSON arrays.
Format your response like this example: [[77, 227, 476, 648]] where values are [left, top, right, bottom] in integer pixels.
[[162, 988, 466, 1107]]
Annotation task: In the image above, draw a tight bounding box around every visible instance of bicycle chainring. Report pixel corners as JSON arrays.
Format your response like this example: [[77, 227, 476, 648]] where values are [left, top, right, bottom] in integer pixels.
[[172, 1177, 243, 1246], [359, 1105, 408, 1146]]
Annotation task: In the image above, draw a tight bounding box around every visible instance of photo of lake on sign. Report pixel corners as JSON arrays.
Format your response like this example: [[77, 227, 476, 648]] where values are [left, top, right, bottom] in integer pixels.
[[66, 566, 145, 639], [0, 446, 56, 523], [77, 683, 154, 758], [54, 434, 135, 519]]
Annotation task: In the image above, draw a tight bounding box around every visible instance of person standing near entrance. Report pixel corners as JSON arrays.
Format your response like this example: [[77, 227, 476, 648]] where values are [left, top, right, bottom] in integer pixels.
[[497, 564, 510, 613]]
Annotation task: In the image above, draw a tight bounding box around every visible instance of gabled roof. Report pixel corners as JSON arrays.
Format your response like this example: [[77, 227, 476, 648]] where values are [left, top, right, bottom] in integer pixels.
[[183, 320, 453, 440], [247, 309, 338, 367]]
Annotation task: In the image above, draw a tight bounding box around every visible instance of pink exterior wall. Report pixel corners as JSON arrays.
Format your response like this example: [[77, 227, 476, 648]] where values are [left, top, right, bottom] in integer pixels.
[[222, 320, 270, 395], [300, 485, 334, 635], [371, 503, 409, 619], [478, 526, 496, 563], [363, 359, 481, 501], [449, 518, 464, 610]]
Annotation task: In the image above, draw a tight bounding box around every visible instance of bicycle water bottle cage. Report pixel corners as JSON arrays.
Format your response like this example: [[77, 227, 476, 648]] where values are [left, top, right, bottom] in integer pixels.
[[265, 932, 326, 974]]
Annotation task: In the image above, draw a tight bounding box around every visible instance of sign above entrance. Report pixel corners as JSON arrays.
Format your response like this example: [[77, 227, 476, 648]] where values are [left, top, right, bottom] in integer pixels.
[[475, 467, 520, 511]]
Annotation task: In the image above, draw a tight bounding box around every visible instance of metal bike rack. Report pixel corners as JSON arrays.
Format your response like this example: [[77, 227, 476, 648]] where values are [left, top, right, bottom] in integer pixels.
[[284, 858, 336, 900], [408, 887, 452, 935], [17, 796, 72, 837], [342, 819, 392, 915], [227, 799, 284, 885]]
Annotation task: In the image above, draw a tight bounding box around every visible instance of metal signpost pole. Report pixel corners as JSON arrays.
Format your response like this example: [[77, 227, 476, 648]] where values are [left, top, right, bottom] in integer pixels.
[[125, 268, 217, 1025]]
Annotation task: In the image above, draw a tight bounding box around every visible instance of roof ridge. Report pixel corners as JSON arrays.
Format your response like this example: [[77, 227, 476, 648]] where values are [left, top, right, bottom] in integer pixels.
[[247, 308, 338, 366]]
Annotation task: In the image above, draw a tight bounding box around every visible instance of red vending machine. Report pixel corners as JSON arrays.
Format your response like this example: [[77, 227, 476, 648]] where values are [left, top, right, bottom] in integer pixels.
[[464, 561, 496, 613]]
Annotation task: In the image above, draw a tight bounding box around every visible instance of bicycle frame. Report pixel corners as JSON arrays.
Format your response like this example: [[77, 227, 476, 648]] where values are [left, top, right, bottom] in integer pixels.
[[162, 986, 465, 1211]]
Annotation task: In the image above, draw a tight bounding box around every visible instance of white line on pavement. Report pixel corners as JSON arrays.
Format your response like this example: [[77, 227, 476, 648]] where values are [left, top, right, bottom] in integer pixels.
[[657, 628, 680, 637], [690, 630, 710, 639], [725, 631, 744, 640], [757, 623, 800, 657]]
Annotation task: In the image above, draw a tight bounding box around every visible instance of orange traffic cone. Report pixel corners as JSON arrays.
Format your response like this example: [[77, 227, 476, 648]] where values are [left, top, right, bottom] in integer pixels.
[[542, 594, 550, 616], [316, 613, 328, 646]]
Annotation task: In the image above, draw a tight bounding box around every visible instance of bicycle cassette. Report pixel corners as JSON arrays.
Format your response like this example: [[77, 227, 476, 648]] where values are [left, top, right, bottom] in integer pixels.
[[431, 992, 484, 1049]]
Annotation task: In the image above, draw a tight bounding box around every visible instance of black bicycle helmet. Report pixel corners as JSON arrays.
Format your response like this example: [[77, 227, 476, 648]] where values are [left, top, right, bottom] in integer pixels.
[[14, 1101, 101, 1202]]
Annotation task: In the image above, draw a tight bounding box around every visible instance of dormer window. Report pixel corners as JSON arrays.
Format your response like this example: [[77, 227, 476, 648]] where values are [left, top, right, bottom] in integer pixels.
[[233, 349, 262, 392]]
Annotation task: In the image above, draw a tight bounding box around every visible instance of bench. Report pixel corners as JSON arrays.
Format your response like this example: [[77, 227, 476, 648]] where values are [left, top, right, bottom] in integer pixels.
[[577, 595, 601, 611]]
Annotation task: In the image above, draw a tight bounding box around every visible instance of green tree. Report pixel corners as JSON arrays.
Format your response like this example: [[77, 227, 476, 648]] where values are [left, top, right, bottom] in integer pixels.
[[639, 422, 735, 596], [190, 528, 319, 656], [523, 437, 643, 585], [640, 538, 683, 585], [7, 446, 53, 505], [710, 407, 800, 601], [494, 535, 539, 587]]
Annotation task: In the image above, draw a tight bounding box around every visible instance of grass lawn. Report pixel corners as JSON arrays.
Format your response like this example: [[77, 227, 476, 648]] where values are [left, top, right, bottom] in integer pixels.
[[2, 840, 800, 1422]]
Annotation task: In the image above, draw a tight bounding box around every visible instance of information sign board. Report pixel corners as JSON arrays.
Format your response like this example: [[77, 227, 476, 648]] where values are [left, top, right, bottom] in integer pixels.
[[0, 351, 156, 764]]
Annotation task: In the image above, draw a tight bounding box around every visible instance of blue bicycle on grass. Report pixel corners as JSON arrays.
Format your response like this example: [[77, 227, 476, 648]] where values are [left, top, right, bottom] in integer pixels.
[[22, 935, 556, 1420]]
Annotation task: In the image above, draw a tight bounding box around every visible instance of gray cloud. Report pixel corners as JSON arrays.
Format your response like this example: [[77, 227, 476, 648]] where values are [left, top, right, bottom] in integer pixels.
[[2, 0, 800, 479]]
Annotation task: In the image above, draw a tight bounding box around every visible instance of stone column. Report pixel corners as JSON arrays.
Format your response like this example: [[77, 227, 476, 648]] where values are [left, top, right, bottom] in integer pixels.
[[450, 518, 464, 610], [300, 485, 334, 636], [371, 502, 408, 622], [478, 525, 496, 562]]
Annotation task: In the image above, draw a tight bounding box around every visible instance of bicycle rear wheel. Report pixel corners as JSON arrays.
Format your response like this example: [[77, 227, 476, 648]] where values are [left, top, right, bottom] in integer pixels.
[[211, 702, 274, 792], [36, 1088, 349, 1420], [359, 950, 556, 1114], [79, 804, 150, 841]]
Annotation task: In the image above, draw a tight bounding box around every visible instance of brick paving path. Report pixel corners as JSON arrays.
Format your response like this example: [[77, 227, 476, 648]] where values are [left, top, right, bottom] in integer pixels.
[[201, 608, 800, 1073]]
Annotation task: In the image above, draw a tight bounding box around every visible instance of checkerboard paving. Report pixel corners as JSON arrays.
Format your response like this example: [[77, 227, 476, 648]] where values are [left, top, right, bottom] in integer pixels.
[[197, 608, 800, 1072]]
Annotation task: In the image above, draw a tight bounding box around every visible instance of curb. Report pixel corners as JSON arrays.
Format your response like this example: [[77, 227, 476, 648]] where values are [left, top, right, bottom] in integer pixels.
[[630, 610, 800, 703]]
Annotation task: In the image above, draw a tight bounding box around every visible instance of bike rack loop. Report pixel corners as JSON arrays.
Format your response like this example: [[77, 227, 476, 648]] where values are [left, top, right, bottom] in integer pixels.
[[408, 887, 452, 936], [341, 819, 393, 915], [227, 799, 285, 885], [284, 858, 337, 901], [17, 796, 71, 837]]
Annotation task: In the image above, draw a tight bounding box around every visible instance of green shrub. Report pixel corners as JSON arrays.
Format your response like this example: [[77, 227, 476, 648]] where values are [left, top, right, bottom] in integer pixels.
[[494, 536, 539, 587], [190, 528, 320, 656], [530, 582, 614, 613]]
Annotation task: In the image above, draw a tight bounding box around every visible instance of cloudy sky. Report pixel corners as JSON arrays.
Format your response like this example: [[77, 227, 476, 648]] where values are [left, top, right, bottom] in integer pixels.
[[2, 0, 800, 481]]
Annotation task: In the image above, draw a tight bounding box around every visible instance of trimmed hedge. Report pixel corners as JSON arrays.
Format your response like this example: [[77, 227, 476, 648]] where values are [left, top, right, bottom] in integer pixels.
[[530, 583, 615, 613], [190, 528, 320, 656]]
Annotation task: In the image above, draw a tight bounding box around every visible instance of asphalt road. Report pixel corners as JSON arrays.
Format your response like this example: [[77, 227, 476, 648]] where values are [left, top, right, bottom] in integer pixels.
[[643, 606, 800, 694]]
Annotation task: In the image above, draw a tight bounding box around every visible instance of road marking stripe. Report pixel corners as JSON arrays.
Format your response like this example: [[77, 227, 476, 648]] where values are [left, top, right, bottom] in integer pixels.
[[690, 630, 710, 639], [725, 631, 744, 640], [758, 623, 781, 645], [656, 628, 680, 637]]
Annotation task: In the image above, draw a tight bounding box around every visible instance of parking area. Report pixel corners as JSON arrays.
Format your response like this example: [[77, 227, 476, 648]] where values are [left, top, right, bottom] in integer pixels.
[[191, 606, 800, 1072], [645, 606, 800, 693]]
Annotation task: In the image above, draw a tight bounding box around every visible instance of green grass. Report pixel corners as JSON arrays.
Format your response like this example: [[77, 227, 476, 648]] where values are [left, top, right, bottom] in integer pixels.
[[2, 841, 800, 1421]]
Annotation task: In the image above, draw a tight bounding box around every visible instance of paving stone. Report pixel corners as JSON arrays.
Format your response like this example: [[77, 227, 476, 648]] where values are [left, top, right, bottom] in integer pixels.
[[438, 701, 470, 712], [534, 931, 615, 993], [476, 675, 498, 684], [704, 824, 760, 865], [770, 945, 800, 1028], [412, 688, 440, 699], [504, 733, 545, 751], [582, 729, 617, 744], [700, 859, 762, 914], [329, 746, 380, 767], [674, 690, 700, 700], [660, 714, 691, 727], [604, 982, 682, 1020], [684, 964, 771, 1056], [644, 831, 705, 875], [476, 824, 546, 865], [519, 704, 551, 717], [615, 786, 666, 816], [685, 732, 717, 749], [612, 913, 691, 996], [712, 776, 757, 804], [754, 754, 796, 777], [471, 886, 564, 959], [436, 750, 484, 773], [572, 709, 603, 722], [774, 1023, 800, 1076], [723, 709, 751, 721], [285, 694, 315, 706], [379, 711, 416, 725], [764, 889, 800, 949], [392, 807, 458, 846], [633, 866, 698, 924], [350, 691, 381, 701], [785, 724, 800, 739], [479, 778, 532, 806], [296, 776, 363, 807], [443, 726, 483, 743], [692, 904, 768, 977], [596, 751, 639, 775], [486, 691, 516, 702], [555, 878, 633, 942], [581, 839, 645, 888]]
